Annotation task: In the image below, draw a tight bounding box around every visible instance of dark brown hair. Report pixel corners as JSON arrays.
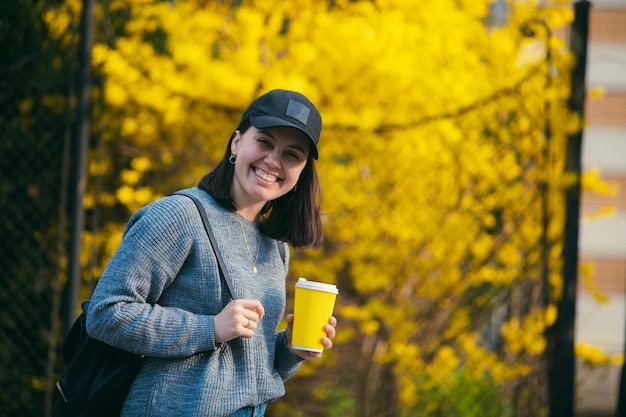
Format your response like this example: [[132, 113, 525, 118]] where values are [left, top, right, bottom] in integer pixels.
[[198, 120, 323, 248]]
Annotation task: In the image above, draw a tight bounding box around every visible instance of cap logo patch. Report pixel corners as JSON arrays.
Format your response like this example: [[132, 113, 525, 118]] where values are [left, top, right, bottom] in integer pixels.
[[285, 99, 311, 126]]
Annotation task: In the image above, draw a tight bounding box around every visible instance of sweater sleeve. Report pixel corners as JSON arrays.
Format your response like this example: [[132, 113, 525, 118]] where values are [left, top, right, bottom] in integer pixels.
[[273, 330, 305, 381], [86, 196, 219, 358]]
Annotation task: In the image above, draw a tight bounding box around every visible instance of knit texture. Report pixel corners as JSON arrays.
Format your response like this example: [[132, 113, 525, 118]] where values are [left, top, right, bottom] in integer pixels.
[[86, 187, 303, 417]]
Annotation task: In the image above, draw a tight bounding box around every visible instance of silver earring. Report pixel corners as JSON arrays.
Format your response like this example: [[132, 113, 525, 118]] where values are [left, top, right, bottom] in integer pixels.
[[229, 155, 236, 164], [292, 185, 297, 192]]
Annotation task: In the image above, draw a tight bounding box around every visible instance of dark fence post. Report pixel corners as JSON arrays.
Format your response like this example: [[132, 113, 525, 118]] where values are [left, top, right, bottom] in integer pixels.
[[63, 0, 95, 333], [549, 2, 590, 417], [617, 260, 626, 415]]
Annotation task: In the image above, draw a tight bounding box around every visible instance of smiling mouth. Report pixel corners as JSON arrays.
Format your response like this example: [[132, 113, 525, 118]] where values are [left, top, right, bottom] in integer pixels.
[[254, 167, 279, 183]]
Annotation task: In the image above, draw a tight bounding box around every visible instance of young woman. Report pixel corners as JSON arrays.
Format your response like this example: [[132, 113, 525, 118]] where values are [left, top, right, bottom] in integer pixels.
[[86, 89, 337, 417]]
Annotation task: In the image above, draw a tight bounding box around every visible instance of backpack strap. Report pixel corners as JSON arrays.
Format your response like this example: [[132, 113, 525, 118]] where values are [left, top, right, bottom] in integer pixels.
[[277, 240, 286, 266], [171, 191, 235, 300]]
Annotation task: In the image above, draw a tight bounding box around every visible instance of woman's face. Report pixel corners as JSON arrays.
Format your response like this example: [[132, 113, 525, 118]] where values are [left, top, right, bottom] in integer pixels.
[[230, 125, 310, 211]]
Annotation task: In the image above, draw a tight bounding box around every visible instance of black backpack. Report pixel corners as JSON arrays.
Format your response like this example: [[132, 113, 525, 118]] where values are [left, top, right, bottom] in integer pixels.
[[53, 300, 145, 417]]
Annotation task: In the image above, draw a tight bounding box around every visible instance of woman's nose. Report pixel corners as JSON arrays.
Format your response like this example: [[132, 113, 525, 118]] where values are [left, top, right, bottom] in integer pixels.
[[264, 149, 281, 167]]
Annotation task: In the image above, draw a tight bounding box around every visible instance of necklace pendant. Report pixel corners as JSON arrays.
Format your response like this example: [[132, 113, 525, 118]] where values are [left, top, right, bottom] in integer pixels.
[[235, 214, 261, 276]]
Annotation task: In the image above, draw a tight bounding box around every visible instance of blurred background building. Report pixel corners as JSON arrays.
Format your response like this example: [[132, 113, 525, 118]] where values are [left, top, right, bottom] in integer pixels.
[[576, 0, 626, 415]]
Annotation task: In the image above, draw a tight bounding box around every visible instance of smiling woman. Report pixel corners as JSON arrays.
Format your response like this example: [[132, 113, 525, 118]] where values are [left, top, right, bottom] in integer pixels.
[[85, 89, 336, 417], [200, 89, 325, 249], [229, 125, 310, 221]]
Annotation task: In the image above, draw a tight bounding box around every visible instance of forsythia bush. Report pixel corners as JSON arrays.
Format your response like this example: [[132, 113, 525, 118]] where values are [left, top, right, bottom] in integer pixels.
[[44, 0, 616, 415]]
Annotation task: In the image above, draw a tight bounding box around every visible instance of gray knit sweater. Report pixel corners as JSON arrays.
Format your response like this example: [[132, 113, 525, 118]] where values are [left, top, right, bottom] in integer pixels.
[[86, 187, 304, 417]]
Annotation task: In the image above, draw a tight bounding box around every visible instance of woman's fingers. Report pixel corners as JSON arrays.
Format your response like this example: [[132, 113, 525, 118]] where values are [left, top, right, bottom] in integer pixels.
[[286, 314, 337, 359], [214, 299, 264, 343]]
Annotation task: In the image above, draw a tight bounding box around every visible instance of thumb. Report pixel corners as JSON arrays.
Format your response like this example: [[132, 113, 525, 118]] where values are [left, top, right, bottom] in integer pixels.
[[285, 314, 294, 337]]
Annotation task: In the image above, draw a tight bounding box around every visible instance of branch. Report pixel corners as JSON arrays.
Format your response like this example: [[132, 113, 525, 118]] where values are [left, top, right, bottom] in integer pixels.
[[328, 65, 544, 133]]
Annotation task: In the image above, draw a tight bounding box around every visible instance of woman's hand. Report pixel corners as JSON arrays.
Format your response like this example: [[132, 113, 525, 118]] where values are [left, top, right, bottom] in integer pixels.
[[285, 314, 337, 359], [214, 299, 265, 343]]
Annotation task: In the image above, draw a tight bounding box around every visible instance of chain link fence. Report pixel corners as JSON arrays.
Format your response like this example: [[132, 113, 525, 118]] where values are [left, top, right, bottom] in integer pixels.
[[1, 1, 75, 415]]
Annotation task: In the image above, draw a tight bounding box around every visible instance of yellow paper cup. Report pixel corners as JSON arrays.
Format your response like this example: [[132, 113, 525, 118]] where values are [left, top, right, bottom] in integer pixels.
[[292, 278, 338, 353]]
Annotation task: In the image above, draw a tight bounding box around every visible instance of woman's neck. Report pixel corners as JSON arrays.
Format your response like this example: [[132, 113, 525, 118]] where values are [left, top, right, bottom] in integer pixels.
[[235, 204, 263, 222]]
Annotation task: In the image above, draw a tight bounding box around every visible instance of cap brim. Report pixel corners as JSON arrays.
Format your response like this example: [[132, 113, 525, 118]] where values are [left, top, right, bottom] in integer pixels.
[[250, 115, 319, 159]]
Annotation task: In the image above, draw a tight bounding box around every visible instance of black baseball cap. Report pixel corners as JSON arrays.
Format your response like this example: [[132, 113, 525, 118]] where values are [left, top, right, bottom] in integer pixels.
[[239, 89, 322, 159]]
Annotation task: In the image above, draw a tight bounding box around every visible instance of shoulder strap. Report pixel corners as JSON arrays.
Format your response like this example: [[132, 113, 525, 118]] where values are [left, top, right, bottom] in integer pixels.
[[277, 241, 286, 265], [171, 191, 235, 300]]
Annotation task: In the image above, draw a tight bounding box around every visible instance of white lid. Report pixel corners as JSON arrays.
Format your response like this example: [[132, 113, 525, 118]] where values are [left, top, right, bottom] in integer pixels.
[[296, 278, 338, 294]]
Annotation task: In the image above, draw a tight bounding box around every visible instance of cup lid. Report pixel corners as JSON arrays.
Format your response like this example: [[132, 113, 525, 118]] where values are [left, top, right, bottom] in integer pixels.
[[296, 278, 339, 294]]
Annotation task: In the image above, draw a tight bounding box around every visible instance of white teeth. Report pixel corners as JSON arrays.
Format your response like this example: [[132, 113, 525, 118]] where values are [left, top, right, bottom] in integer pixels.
[[254, 168, 277, 182]]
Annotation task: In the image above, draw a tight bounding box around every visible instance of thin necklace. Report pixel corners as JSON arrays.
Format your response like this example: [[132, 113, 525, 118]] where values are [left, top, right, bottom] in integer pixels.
[[235, 215, 261, 274]]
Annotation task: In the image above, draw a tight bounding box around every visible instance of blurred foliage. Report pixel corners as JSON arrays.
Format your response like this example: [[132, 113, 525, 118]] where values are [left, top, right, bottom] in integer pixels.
[[1, 0, 620, 416], [407, 366, 515, 417]]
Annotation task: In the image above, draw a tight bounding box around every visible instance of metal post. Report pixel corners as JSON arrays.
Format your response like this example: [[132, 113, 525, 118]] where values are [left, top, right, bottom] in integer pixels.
[[549, 2, 590, 417], [617, 260, 626, 415], [63, 0, 95, 333]]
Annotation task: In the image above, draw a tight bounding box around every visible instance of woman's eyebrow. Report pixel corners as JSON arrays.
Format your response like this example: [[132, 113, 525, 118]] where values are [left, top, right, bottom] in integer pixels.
[[258, 129, 276, 140], [258, 129, 308, 154], [287, 143, 307, 154]]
